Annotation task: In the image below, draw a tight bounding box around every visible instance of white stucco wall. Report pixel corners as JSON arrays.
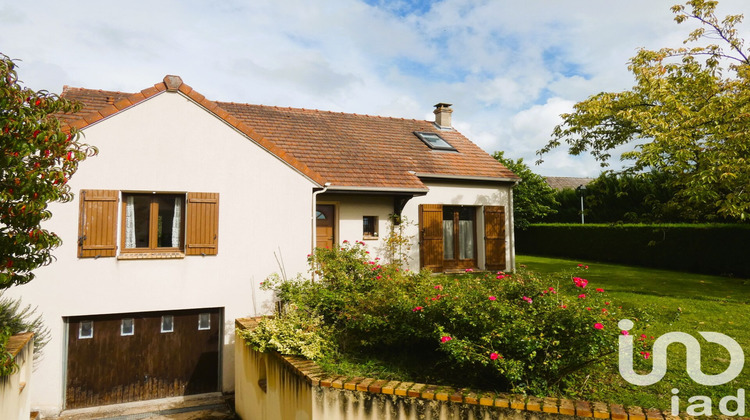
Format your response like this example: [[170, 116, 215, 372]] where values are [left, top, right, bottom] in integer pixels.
[[318, 194, 393, 257], [3, 91, 316, 415], [402, 181, 514, 272], [319, 181, 514, 273]]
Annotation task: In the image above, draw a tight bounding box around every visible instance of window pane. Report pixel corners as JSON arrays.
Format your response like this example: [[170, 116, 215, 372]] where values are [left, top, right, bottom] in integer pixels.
[[121, 318, 134, 336], [198, 313, 210, 330], [458, 219, 475, 259], [363, 216, 377, 236], [125, 196, 151, 248], [79, 321, 93, 339], [161, 315, 174, 333], [443, 219, 454, 260], [155, 195, 183, 248]]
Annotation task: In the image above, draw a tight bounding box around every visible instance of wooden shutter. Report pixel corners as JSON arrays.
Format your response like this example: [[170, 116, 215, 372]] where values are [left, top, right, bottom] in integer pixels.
[[78, 190, 118, 258], [419, 204, 443, 272], [185, 192, 219, 256], [484, 206, 506, 271]]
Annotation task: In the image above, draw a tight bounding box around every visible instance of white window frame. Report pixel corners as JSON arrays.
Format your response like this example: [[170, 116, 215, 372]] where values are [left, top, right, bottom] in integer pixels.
[[121, 318, 135, 336], [161, 315, 174, 333], [78, 320, 93, 339], [198, 313, 211, 330]]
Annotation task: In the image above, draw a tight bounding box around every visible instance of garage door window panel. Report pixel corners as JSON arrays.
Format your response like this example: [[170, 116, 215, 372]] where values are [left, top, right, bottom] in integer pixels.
[[121, 318, 134, 336], [79, 321, 93, 339], [161, 315, 174, 333]]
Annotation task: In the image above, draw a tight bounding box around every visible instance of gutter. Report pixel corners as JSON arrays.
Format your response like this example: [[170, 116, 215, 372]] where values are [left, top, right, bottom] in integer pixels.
[[508, 179, 519, 273], [311, 182, 331, 281], [325, 185, 428, 195], [414, 173, 519, 183]]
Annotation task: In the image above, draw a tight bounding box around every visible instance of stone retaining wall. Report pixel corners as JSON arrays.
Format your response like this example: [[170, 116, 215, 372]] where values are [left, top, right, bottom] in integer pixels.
[[235, 317, 672, 420]]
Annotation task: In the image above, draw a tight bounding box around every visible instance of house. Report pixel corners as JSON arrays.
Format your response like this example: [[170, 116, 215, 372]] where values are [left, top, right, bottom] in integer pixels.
[[5, 75, 518, 415], [545, 176, 594, 191]]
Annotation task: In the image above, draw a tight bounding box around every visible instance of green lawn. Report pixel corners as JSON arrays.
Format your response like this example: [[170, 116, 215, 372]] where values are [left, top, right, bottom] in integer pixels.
[[517, 254, 750, 412]]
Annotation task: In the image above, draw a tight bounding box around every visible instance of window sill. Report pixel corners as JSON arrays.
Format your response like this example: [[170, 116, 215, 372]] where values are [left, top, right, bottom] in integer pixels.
[[117, 252, 185, 260], [362, 235, 379, 241]]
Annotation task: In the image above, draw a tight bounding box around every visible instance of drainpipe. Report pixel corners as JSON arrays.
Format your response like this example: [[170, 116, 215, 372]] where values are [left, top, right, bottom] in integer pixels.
[[311, 183, 331, 281], [508, 181, 518, 273]]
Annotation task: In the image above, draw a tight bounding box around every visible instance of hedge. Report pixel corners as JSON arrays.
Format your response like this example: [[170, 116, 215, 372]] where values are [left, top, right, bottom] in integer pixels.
[[516, 223, 750, 278]]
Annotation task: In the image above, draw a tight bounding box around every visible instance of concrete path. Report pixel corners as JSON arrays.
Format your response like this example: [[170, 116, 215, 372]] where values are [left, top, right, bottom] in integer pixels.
[[52, 393, 236, 420]]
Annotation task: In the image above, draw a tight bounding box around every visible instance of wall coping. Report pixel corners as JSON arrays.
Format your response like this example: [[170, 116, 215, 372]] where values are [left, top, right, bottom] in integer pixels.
[[6, 332, 33, 358], [236, 317, 674, 420]]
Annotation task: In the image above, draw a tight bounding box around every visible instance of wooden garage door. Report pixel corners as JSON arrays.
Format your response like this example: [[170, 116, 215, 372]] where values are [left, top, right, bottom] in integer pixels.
[[65, 308, 221, 409]]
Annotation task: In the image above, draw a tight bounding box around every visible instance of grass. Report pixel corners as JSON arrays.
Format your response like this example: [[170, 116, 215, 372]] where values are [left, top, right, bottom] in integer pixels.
[[312, 254, 750, 413], [517, 254, 750, 412]]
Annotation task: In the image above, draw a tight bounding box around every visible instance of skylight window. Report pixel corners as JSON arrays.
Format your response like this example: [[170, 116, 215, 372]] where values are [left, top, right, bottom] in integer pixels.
[[414, 132, 456, 151]]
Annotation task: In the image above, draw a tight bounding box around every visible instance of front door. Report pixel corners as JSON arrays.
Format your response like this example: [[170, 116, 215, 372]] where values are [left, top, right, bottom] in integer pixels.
[[65, 308, 221, 409], [316, 204, 335, 249]]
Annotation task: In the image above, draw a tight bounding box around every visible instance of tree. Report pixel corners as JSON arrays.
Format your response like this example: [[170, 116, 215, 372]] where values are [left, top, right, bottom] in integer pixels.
[[538, 0, 750, 221], [0, 54, 96, 289], [493, 151, 558, 228], [580, 171, 686, 223]]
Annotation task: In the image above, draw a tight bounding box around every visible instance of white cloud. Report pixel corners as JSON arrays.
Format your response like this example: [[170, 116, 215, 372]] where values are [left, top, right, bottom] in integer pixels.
[[2, 0, 749, 177]]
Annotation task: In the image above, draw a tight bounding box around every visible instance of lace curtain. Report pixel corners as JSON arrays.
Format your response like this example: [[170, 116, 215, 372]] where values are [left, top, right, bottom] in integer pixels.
[[458, 219, 475, 260], [125, 196, 136, 248], [171, 197, 183, 248]]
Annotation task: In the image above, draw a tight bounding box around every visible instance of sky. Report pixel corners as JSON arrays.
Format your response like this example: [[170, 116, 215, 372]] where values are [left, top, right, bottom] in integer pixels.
[[2, 0, 749, 177]]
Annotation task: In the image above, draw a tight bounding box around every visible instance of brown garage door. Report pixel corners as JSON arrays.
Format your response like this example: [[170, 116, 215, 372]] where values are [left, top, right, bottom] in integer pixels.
[[65, 308, 221, 409]]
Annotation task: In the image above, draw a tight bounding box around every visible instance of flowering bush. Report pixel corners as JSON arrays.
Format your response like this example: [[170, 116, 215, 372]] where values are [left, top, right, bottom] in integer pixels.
[[248, 242, 648, 395], [238, 304, 333, 360]]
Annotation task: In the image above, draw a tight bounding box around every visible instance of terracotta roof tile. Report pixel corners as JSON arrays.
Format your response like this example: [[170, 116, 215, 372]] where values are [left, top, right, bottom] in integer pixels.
[[60, 76, 518, 190]]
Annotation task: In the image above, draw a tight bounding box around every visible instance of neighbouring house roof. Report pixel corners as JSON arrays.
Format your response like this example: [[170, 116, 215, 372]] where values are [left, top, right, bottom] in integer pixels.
[[545, 176, 594, 191], [59, 75, 518, 191]]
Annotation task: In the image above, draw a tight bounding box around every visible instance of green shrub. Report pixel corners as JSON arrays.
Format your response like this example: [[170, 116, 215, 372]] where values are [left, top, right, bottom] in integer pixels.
[[0, 292, 50, 375], [246, 241, 649, 396], [517, 223, 750, 277], [238, 305, 333, 360], [0, 324, 15, 376]]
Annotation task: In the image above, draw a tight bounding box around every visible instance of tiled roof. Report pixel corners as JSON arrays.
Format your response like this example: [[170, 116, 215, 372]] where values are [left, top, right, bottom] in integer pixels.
[[60, 76, 517, 190], [545, 176, 594, 191]]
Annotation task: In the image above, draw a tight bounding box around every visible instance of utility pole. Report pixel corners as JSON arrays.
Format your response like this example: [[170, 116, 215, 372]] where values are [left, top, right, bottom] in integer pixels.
[[576, 185, 586, 224]]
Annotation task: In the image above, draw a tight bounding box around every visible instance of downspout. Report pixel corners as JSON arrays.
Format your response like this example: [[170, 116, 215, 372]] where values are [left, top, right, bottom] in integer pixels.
[[311, 182, 331, 281], [509, 181, 518, 273]]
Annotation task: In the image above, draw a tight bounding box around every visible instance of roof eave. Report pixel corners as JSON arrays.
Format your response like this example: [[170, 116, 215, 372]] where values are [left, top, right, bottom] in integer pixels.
[[414, 173, 519, 183], [325, 186, 429, 195]]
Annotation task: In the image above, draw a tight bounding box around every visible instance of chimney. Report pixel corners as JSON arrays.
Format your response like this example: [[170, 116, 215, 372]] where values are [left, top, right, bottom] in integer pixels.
[[433, 103, 453, 128]]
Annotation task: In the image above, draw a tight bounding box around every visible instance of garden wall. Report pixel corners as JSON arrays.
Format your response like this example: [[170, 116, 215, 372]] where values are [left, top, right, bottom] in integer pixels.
[[235, 318, 669, 420], [1, 332, 34, 420], [516, 224, 750, 277]]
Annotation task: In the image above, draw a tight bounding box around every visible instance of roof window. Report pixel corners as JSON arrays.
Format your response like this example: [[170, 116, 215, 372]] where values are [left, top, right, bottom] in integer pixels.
[[414, 132, 456, 151]]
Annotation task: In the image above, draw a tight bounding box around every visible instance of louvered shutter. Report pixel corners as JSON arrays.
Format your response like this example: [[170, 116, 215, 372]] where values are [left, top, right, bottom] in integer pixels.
[[78, 190, 118, 258], [484, 206, 506, 271], [419, 204, 443, 272], [185, 192, 219, 256]]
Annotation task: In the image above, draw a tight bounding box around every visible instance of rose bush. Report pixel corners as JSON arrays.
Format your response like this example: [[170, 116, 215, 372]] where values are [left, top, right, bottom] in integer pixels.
[[244, 241, 649, 395]]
